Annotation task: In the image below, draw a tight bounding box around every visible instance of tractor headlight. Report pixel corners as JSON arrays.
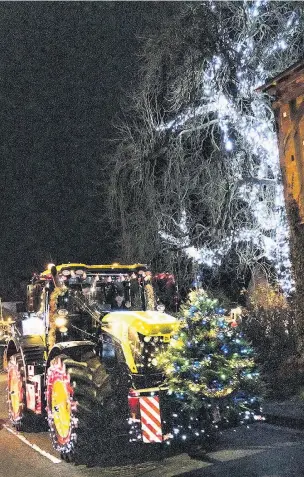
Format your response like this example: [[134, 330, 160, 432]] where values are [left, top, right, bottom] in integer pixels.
[[55, 316, 68, 328]]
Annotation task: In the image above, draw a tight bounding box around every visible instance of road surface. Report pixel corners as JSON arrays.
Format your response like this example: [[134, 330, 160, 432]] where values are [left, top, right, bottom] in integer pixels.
[[1, 373, 304, 476]]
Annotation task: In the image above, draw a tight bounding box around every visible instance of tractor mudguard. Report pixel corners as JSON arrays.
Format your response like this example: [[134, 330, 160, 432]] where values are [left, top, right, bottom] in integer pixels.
[[46, 340, 96, 369], [6, 336, 46, 378]]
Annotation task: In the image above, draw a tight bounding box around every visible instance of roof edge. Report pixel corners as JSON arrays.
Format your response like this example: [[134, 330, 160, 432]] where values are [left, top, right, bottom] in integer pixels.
[[257, 58, 304, 93]]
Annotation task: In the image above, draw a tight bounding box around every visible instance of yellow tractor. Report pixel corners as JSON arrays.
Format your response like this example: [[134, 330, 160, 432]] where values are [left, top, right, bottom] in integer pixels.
[[5, 263, 179, 462]]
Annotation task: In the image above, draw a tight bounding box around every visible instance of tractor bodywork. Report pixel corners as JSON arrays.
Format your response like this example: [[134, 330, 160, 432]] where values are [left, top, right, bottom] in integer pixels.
[[5, 263, 179, 458]]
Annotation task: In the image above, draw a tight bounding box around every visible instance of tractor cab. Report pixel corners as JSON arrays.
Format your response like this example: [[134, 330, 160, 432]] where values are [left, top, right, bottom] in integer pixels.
[[26, 263, 179, 348], [33, 263, 177, 312]]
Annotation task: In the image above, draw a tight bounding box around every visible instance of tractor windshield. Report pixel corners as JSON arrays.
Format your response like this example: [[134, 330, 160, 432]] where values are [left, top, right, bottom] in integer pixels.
[[58, 269, 178, 313], [62, 271, 153, 313]]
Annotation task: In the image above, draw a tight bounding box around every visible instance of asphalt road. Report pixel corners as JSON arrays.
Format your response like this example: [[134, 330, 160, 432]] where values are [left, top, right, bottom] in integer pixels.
[[1, 373, 304, 477]]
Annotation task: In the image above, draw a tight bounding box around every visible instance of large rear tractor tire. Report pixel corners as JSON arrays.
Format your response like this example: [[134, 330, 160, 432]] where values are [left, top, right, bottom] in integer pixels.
[[7, 353, 27, 430], [8, 353, 47, 432], [46, 350, 120, 464]]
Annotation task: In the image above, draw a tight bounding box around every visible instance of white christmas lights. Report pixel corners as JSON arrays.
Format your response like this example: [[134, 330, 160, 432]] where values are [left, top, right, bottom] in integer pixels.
[[157, 1, 298, 294]]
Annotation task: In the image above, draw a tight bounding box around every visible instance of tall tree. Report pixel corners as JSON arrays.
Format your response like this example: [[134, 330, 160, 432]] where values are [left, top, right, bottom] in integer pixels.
[[110, 1, 304, 298]]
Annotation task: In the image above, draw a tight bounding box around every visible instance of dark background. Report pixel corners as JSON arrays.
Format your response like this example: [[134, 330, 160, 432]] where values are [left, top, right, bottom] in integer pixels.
[[0, 2, 173, 299]]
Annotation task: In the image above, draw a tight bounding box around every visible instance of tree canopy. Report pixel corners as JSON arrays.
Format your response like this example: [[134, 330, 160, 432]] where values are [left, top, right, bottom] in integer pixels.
[[110, 1, 304, 299]]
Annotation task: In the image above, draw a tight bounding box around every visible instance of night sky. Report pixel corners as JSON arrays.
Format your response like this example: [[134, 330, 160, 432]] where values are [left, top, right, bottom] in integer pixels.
[[0, 2, 172, 299]]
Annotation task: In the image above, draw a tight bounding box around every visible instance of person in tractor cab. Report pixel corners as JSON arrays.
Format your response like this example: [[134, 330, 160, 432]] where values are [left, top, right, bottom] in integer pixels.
[[106, 280, 129, 310]]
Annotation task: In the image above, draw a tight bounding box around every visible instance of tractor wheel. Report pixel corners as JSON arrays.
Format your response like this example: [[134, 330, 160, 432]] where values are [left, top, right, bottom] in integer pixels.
[[46, 350, 122, 464], [7, 353, 26, 430]]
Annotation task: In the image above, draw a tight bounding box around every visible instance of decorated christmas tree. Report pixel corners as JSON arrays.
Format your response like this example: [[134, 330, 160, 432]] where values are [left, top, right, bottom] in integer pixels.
[[158, 289, 263, 446]]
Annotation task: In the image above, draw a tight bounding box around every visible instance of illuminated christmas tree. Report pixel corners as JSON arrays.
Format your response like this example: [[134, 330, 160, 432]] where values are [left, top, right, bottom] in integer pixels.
[[159, 289, 262, 445]]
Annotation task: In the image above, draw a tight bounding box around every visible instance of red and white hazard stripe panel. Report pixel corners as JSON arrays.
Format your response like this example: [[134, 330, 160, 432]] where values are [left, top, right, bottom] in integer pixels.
[[139, 396, 163, 443]]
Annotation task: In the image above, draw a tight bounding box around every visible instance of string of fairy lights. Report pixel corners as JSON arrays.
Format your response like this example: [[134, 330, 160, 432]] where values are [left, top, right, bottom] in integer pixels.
[[158, 1, 304, 296], [128, 291, 263, 445]]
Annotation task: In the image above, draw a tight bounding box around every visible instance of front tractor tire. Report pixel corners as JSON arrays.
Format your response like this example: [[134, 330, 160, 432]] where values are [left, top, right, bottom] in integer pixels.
[[46, 351, 114, 463], [7, 353, 26, 430]]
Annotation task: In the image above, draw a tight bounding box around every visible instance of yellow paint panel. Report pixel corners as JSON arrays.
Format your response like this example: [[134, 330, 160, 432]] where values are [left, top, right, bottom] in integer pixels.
[[41, 263, 147, 276], [52, 381, 71, 439], [102, 311, 179, 375], [102, 310, 179, 336]]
